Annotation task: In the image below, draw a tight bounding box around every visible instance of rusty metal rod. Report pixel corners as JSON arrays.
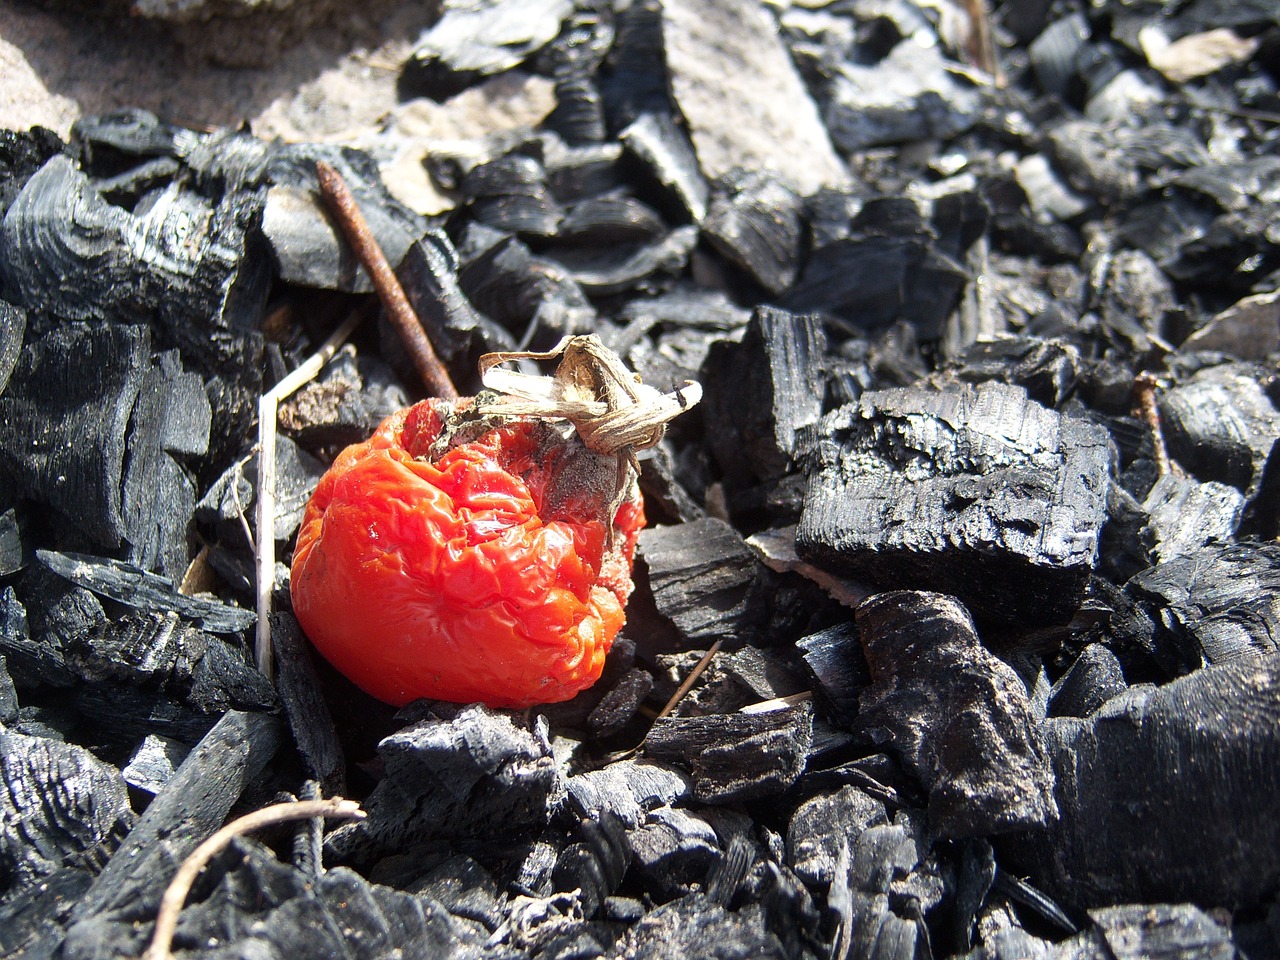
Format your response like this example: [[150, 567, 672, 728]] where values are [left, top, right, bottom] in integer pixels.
[[314, 161, 459, 400]]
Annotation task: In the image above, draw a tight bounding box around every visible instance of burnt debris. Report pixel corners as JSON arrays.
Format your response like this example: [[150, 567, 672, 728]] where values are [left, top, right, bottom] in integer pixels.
[[3, 0, 1280, 957]]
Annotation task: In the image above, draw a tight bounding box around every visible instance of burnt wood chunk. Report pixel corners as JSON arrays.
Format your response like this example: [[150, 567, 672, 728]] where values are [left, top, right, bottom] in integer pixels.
[[787, 785, 889, 887], [638, 517, 763, 647], [627, 805, 722, 899], [0, 583, 76, 689], [565, 760, 692, 827], [703, 172, 805, 294], [1159, 363, 1280, 495], [0, 726, 134, 890], [1139, 474, 1243, 565], [703, 306, 827, 491], [270, 612, 345, 796], [0, 654, 17, 723], [613, 893, 788, 959], [798, 382, 1110, 625], [1128, 542, 1280, 669], [1077, 904, 1236, 960], [0, 298, 24, 397], [1013, 656, 1280, 910], [619, 112, 709, 223], [644, 700, 813, 803], [796, 622, 869, 729], [70, 708, 282, 920], [855, 592, 1058, 837], [1048, 643, 1127, 719], [37, 549, 255, 634], [325, 706, 560, 865]]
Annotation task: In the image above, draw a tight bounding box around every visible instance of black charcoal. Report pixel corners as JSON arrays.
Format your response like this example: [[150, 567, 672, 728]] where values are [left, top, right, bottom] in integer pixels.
[[787, 785, 888, 887], [1181, 289, 1280, 359], [612, 892, 787, 959], [464, 154, 563, 238], [271, 612, 345, 797], [408, 0, 573, 100], [796, 622, 869, 730], [120, 733, 189, 796], [37, 550, 254, 634], [661, 0, 847, 197], [0, 583, 76, 690], [553, 813, 630, 918], [825, 39, 980, 152], [278, 346, 409, 450], [798, 382, 1111, 625], [69, 708, 282, 921], [1139, 473, 1243, 565], [638, 517, 765, 648], [1128, 542, 1280, 669], [197, 433, 325, 543], [538, 8, 612, 145], [627, 805, 722, 899], [1048, 644, 1128, 719], [1158, 363, 1280, 495], [557, 224, 698, 297], [1010, 655, 1280, 910], [325, 706, 559, 864], [0, 506, 23, 576], [619, 113, 709, 224], [702, 171, 804, 294], [0, 298, 23, 398], [587, 667, 653, 739], [702, 306, 826, 494], [565, 760, 692, 828], [0, 726, 134, 890], [1058, 903, 1236, 960], [854, 592, 1058, 837], [0, 655, 16, 723], [644, 701, 813, 803]]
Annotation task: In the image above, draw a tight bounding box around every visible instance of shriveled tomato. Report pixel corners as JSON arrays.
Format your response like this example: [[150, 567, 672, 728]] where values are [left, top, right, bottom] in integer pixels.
[[290, 336, 698, 709]]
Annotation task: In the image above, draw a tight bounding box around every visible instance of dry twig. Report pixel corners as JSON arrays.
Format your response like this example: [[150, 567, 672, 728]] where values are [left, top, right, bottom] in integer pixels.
[[314, 161, 459, 400], [143, 797, 366, 960], [254, 310, 363, 678], [1133, 371, 1179, 478]]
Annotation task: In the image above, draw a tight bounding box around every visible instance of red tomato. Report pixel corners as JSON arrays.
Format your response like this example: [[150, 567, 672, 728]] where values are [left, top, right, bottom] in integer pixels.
[[290, 399, 644, 709]]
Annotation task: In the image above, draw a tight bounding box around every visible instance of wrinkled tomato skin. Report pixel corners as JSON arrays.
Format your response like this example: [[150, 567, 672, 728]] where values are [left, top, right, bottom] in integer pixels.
[[290, 401, 644, 709]]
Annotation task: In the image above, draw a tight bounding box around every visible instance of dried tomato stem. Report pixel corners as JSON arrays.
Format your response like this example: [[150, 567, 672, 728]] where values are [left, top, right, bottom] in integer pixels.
[[314, 161, 459, 400], [143, 797, 365, 960]]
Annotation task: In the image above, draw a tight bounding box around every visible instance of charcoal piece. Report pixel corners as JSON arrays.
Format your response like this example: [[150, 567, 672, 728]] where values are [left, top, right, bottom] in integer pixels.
[[0, 154, 267, 375], [556, 196, 667, 247], [72, 108, 187, 162], [627, 806, 722, 900], [0, 862, 93, 960], [196, 433, 325, 543], [1139, 473, 1243, 565], [644, 701, 813, 803], [0, 585, 76, 689], [787, 785, 888, 887], [185, 634, 277, 713], [1048, 121, 1144, 203], [70, 709, 282, 920], [564, 760, 692, 828], [120, 734, 190, 796], [0, 298, 24, 398], [0, 323, 144, 551], [600, 0, 669, 130], [72, 684, 218, 754], [538, 7, 613, 145], [1182, 289, 1280, 359], [407, 855, 505, 932], [407, 0, 573, 99], [0, 506, 24, 576], [1081, 903, 1236, 960], [399, 230, 515, 393], [702, 171, 804, 294], [619, 113, 710, 224], [783, 212, 969, 337], [278, 347, 409, 450], [37, 550, 254, 634], [825, 39, 980, 152], [553, 813, 630, 918], [661, 0, 847, 197], [1008, 655, 1280, 911], [0, 725, 134, 891], [587, 667, 653, 739], [1091, 248, 1176, 352], [638, 517, 765, 648], [271, 612, 345, 797], [945, 337, 1084, 410], [1158, 363, 1279, 495], [796, 622, 869, 729], [325, 706, 560, 864], [854, 592, 1058, 837], [1048, 644, 1127, 719], [0, 655, 16, 723], [64, 611, 204, 688], [702, 306, 826, 492], [0, 126, 66, 218], [798, 381, 1111, 626], [1127, 542, 1280, 668], [542, 140, 623, 203], [464, 154, 564, 237], [1028, 13, 1090, 98], [557, 224, 698, 296]]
